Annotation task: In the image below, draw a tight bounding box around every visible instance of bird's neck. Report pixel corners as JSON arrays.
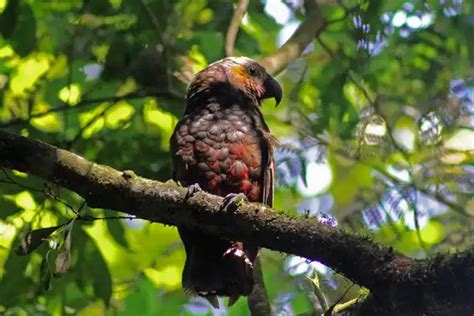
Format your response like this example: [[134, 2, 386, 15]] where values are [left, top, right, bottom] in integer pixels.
[[185, 91, 258, 115]]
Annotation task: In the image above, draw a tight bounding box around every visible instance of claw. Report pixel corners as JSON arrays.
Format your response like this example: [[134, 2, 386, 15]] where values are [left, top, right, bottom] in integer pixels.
[[205, 295, 219, 309], [185, 183, 202, 200], [221, 193, 248, 212], [228, 295, 240, 306]]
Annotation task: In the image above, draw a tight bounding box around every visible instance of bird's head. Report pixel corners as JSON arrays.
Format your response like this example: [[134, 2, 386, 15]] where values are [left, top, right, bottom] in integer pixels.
[[185, 57, 282, 108]]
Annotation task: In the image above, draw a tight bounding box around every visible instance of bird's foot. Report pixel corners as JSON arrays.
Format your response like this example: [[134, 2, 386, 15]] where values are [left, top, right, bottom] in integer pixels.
[[221, 193, 248, 212], [228, 295, 240, 307], [205, 294, 219, 309], [185, 183, 202, 200]]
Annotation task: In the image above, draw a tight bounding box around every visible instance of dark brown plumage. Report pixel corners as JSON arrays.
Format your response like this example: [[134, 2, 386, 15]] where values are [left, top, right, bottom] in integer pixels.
[[170, 57, 281, 303]]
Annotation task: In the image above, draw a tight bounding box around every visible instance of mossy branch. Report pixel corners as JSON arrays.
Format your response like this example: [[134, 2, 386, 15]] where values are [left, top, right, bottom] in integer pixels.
[[1, 129, 474, 315]]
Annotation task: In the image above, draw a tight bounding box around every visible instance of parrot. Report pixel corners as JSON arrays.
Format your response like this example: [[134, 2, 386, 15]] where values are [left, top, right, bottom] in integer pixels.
[[170, 56, 281, 306]]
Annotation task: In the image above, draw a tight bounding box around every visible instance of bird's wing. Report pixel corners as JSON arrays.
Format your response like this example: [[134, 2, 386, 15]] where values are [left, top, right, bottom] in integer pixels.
[[261, 131, 277, 208], [262, 158, 274, 208]]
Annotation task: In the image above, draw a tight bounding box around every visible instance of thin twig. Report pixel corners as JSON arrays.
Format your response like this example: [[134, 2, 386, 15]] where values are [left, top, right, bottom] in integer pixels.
[[372, 164, 469, 217], [1, 169, 136, 223], [63, 1, 91, 134], [43, 184, 81, 216], [225, 0, 249, 57], [313, 273, 329, 312], [139, 0, 161, 31], [259, 0, 326, 76], [0, 168, 84, 217], [323, 283, 355, 316], [314, 37, 465, 217], [139, 0, 184, 98], [1, 168, 44, 194], [305, 134, 469, 216], [76, 215, 136, 222], [65, 102, 115, 150], [0, 89, 181, 128]]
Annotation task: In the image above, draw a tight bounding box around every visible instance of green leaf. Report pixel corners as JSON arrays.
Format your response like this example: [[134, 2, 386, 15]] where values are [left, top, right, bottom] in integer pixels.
[[16, 225, 61, 256], [76, 228, 112, 306], [53, 246, 71, 277], [0, 235, 32, 306], [40, 253, 52, 292], [195, 31, 223, 62], [54, 222, 73, 277], [0, 196, 20, 218], [90, 249, 113, 306], [88, 0, 113, 15], [6, 2, 37, 56], [106, 218, 129, 248], [117, 278, 159, 316], [0, 0, 19, 38]]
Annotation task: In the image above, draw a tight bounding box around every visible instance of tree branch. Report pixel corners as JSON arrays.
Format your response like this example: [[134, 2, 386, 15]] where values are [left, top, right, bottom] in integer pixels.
[[225, 0, 249, 57], [1, 129, 474, 314], [259, 0, 326, 76]]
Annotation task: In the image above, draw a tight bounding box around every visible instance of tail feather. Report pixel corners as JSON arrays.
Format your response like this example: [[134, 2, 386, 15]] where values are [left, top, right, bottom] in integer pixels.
[[179, 227, 257, 297]]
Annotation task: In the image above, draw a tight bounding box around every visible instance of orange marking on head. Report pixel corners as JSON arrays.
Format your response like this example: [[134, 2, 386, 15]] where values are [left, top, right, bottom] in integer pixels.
[[230, 65, 251, 85]]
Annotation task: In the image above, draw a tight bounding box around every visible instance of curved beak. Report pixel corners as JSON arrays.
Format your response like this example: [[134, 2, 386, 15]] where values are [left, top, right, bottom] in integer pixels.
[[262, 75, 282, 106]]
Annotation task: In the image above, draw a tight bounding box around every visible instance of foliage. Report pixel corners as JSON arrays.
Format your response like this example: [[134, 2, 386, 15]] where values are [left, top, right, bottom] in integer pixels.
[[0, 0, 472, 315]]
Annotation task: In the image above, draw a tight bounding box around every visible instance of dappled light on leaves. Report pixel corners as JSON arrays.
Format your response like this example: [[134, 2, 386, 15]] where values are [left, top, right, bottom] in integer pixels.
[[144, 266, 181, 290], [143, 99, 177, 150], [106, 101, 135, 129], [58, 84, 81, 106], [9, 53, 51, 96], [11, 191, 36, 212], [30, 102, 63, 132]]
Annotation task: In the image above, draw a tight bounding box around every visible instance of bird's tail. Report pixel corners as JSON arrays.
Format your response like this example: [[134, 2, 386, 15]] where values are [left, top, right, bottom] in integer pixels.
[[179, 227, 257, 301]]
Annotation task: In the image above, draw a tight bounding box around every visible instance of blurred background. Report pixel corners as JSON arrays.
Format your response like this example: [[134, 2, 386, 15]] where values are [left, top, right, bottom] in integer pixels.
[[0, 0, 472, 315]]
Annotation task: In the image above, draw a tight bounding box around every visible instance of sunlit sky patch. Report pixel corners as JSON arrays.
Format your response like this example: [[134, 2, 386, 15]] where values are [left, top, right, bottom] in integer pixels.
[[263, 0, 467, 225], [406, 15, 422, 28], [392, 10, 408, 27], [82, 63, 103, 81], [363, 187, 449, 231], [264, 0, 315, 51], [444, 129, 474, 151], [364, 120, 387, 144], [390, 9, 433, 30], [264, 0, 292, 25], [354, 2, 437, 56], [387, 165, 411, 183], [403, 207, 429, 231], [297, 161, 332, 196], [278, 21, 299, 46], [393, 128, 415, 151], [297, 195, 334, 217], [284, 255, 329, 276]]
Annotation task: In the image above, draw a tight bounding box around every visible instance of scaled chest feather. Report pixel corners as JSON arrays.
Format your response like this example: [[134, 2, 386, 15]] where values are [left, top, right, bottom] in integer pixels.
[[171, 103, 265, 201]]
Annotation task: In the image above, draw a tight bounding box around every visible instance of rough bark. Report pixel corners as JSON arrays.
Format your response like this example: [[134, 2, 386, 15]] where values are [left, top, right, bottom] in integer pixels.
[[1, 129, 473, 315]]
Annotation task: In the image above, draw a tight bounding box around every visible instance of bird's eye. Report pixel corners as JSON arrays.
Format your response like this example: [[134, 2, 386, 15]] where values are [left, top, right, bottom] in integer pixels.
[[248, 66, 258, 76]]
